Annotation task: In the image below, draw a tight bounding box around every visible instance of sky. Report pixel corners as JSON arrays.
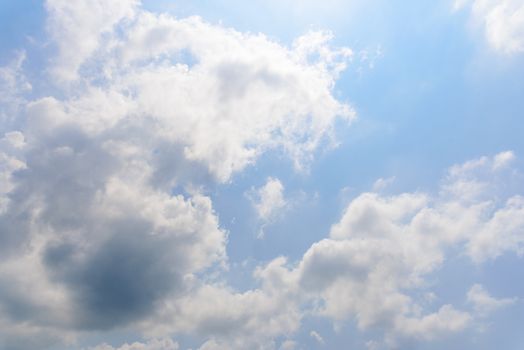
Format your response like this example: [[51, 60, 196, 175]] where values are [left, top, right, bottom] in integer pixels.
[[0, 0, 524, 349]]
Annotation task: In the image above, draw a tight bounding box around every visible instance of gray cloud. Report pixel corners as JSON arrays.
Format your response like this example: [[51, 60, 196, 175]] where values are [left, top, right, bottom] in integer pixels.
[[0, 0, 354, 348], [43, 230, 182, 330]]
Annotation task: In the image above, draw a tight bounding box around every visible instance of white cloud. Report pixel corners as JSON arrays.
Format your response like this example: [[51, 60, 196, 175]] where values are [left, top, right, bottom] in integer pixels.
[[372, 176, 395, 192], [0, 1, 354, 346], [279, 339, 298, 350], [309, 330, 325, 344], [393, 305, 471, 340], [0, 52, 31, 131], [467, 284, 517, 316], [88, 338, 179, 350], [455, 0, 524, 54], [252, 178, 287, 221], [248, 177, 288, 237], [1, 0, 523, 348], [492, 150, 516, 170], [82, 151, 523, 348], [45, 0, 139, 81], [229, 151, 521, 345], [143, 280, 301, 350], [114, 20, 354, 180], [453, 0, 473, 12], [39, 4, 355, 182]]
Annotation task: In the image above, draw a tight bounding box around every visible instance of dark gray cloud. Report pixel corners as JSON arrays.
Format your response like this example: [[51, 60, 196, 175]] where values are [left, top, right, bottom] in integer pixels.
[[0, 106, 226, 337], [44, 229, 183, 330]]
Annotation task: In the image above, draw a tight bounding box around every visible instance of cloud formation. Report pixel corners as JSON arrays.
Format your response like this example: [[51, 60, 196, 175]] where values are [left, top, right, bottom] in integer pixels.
[[247, 177, 288, 237], [455, 0, 524, 54], [1, 0, 523, 349], [221, 151, 521, 347], [0, 0, 353, 348], [87, 338, 179, 350], [250, 177, 287, 222], [127, 152, 522, 349], [467, 284, 517, 316]]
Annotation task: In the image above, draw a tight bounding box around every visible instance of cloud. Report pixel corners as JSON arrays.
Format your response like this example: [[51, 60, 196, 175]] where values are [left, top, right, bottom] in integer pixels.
[[45, 0, 139, 81], [251, 178, 287, 221], [247, 177, 288, 237], [0, 0, 353, 347], [225, 151, 521, 346], [1, 0, 523, 348], [492, 150, 516, 170], [39, 3, 354, 182], [309, 330, 325, 344], [393, 305, 471, 341], [372, 176, 395, 192], [0, 52, 31, 130], [467, 284, 517, 316], [0, 133, 26, 214], [142, 279, 302, 349], [138, 149, 524, 348], [87, 338, 179, 350], [454, 0, 524, 54], [279, 339, 298, 350]]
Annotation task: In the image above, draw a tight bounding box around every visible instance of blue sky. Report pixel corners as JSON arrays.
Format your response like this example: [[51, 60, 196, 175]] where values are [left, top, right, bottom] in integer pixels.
[[1, 1, 524, 349]]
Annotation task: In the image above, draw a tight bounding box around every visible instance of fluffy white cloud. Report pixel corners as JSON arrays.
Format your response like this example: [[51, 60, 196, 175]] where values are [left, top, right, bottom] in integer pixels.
[[467, 284, 517, 316], [454, 0, 524, 54], [45, 0, 139, 81], [229, 151, 522, 346], [37, 3, 355, 182], [0, 0, 353, 348], [114, 19, 353, 181], [393, 305, 471, 341], [250, 178, 287, 222], [142, 280, 301, 349], [248, 177, 288, 237], [2, 0, 523, 348]]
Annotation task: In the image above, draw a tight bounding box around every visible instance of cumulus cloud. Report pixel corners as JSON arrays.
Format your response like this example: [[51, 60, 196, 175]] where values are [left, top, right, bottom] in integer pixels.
[[250, 177, 287, 222], [393, 305, 471, 340], [161, 151, 520, 348], [1, 0, 523, 348], [467, 284, 517, 316], [0, 0, 353, 347], [454, 0, 524, 54], [142, 279, 302, 349], [37, 4, 355, 182], [227, 151, 522, 346], [313, 152, 522, 322], [247, 177, 288, 237], [45, 0, 139, 81]]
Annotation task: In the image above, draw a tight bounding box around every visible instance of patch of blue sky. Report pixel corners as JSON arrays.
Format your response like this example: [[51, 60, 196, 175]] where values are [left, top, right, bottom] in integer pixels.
[[0, 0, 46, 63]]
